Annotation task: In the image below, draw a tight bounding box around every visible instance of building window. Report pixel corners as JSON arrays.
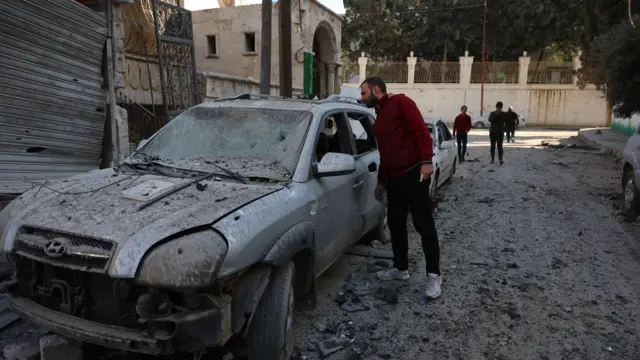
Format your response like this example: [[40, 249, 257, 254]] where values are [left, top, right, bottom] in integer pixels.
[[206, 35, 218, 57], [244, 32, 256, 53]]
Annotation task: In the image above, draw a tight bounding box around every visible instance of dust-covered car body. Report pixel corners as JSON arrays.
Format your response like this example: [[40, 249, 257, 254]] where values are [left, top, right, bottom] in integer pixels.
[[0, 95, 386, 356]]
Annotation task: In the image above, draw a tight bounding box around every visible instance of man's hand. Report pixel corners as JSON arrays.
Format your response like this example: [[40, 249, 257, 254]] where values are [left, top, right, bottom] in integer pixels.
[[420, 163, 434, 181], [374, 184, 386, 202]]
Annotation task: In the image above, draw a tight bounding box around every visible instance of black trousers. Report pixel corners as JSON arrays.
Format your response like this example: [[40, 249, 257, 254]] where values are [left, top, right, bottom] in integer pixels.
[[456, 132, 468, 160], [386, 166, 441, 275], [505, 128, 515, 142], [490, 131, 504, 161]]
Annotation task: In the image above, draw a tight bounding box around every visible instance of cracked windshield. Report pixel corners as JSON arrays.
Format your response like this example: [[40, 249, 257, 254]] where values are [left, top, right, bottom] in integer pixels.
[[135, 106, 312, 178]]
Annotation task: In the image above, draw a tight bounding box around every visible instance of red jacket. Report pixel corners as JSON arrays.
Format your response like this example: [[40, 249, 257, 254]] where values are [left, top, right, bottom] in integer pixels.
[[373, 94, 433, 185], [453, 114, 472, 134]]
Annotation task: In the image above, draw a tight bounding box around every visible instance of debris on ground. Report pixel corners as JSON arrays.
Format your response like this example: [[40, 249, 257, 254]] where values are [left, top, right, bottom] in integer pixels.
[[346, 245, 394, 259], [309, 321, 356, 358], [370, 240, 385, 249]]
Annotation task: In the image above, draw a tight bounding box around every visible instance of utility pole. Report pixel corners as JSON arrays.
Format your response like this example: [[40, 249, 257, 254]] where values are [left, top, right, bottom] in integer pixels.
[[480, 0, 487, 116], [260, 0, 272, 94], [279, 0, 293, 97]]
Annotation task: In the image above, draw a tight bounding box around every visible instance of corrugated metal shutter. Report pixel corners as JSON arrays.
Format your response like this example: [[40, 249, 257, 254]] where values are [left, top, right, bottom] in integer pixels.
[[0, 0, 108, 194]]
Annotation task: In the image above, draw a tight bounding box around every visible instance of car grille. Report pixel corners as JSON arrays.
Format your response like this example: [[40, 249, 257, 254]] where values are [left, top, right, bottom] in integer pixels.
[[14, 226, 116, 273]]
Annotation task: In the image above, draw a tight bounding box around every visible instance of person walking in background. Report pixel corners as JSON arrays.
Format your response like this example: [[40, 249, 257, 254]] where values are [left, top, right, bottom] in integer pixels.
[[504, 106, 519, 143], [360, 76, 443, 300], [452, 105, 472, 163], [489, 101, 506, 165]]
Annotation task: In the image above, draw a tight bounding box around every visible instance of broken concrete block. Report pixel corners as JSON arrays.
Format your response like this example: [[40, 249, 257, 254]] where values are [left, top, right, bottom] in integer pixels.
[[39, 335, 83, 360], [3, 343, 39, 360]]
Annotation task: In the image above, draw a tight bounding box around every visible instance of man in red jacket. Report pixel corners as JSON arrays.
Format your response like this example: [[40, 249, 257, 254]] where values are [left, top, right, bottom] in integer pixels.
[[360, 76, 442, 299], [452, 105, 472, 163]]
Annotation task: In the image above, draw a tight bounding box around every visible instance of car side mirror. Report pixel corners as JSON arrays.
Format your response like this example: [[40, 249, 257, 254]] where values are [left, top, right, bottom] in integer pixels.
[[312, 153, 356, 177], [440, 142, 454, 150], [137, 139, 148, 151]]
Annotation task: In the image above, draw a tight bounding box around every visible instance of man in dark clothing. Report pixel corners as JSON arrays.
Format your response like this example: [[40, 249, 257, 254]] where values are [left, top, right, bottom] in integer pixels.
[[360, 76, 442, 299], [452, 105, 472, 163], [488, 101, 506, 165], [504, 106, 519, 143]]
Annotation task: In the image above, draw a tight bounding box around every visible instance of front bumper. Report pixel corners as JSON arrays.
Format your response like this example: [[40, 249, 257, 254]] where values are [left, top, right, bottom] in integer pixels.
[[8, 293, 230, 355]]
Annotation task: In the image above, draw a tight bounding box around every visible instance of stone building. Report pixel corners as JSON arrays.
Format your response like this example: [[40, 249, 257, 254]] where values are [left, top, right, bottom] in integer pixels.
[[192, 0, 343, 97]]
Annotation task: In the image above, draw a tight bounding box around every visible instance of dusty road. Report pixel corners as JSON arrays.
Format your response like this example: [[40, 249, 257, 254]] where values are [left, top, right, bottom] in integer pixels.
[[292, 129, 640, 360], [1, 129, 639, 360]]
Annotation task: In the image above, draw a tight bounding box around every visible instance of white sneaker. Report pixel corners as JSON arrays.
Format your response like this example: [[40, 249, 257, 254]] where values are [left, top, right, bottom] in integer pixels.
[[425, 273, 442, 299], [376, 268, 410, 281]]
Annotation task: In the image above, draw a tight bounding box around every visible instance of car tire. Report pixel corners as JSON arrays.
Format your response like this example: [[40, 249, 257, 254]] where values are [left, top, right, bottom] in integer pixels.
[[362, 197, 391, 245], [622, 169, 639, 222], [377, 204, 391, 244], [475, 121, 484, 129], [246, 261, 296, 360]]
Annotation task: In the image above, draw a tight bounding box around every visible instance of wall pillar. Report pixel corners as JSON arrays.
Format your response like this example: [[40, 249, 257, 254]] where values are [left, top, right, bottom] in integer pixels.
[[358, 52, 368, 83], [572, 50, 582, 86], [407, 51, 417, 87], [459, 51, 473, 87], [319, 62, 326, 98], [334, 63, 343, 93], [518, 51, 530, 87], [326, 63, 337, 95], [104, 1, 130, 167]]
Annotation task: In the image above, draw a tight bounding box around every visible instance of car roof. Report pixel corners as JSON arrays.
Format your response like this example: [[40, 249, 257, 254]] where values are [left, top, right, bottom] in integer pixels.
[[423, 116, 442, 124], [198, 94, 372, 113]]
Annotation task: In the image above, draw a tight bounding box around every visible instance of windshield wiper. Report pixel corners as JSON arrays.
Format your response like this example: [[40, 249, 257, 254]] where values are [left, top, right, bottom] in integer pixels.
[[207, 162, 248, 184]]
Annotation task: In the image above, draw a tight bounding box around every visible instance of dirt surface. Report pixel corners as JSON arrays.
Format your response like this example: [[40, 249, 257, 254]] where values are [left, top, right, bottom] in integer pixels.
[[292, 129, 640, 360], [1, 129, 640, 360]]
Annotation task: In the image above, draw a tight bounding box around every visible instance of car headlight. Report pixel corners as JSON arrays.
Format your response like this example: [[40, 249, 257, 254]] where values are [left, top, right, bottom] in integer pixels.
[[136, 230, 228, 289]]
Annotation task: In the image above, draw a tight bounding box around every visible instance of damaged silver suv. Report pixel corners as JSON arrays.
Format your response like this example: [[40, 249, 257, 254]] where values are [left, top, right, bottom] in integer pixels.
[[0, 94, 388, 359]]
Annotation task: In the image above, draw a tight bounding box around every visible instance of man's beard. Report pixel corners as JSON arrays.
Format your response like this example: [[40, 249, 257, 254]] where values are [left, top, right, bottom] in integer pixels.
[[365, 94, 378, 108]]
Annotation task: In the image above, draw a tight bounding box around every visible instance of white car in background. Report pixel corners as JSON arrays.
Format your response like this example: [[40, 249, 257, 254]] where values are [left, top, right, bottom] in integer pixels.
[[471, 111, 527, 129], [424, 116, 457, 199], [349, 115, 457, 200]]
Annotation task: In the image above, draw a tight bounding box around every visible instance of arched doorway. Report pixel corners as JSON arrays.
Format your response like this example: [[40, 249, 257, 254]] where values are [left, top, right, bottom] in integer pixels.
[[311, 22, 337, 99]]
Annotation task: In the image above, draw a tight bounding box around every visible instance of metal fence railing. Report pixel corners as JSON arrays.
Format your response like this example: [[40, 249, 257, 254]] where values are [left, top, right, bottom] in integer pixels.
[[415, 62, 459, 83]]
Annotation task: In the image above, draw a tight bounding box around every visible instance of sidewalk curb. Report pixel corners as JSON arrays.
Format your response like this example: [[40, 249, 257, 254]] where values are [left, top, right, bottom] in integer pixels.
[[577, 130, 623, 158]]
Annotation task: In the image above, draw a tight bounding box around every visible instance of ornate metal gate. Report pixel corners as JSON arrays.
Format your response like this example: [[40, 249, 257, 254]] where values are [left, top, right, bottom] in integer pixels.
[[152, 0, 198, 122]]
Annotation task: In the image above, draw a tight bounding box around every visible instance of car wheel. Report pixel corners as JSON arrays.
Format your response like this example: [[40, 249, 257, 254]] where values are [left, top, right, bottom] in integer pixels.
[[247, 261, 296, 360], [622, 169, 638, 222], [377, 205, 391, 244], [475, 121, 484, 129], [451, 158, 457, 176]]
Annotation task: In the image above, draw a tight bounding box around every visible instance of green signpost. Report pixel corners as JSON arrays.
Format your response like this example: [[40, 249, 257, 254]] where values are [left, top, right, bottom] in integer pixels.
[[303, 51, 314, 95]]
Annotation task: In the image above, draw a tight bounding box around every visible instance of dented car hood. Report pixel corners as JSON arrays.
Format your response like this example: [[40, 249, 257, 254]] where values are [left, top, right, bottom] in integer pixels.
[[2, 168, 283, 278]]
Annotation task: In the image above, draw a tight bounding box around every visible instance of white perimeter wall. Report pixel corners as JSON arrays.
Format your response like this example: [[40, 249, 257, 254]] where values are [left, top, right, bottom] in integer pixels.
[[343, 83, 609, 127]]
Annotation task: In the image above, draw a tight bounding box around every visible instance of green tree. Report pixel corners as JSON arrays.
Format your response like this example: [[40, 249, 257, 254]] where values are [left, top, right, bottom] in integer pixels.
[[590, 16, 640, 117]]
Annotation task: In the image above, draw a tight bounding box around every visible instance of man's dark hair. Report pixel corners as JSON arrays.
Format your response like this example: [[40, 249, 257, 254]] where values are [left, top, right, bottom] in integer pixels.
[[496, 101, 503, 108], [361, 76, 387, 93]]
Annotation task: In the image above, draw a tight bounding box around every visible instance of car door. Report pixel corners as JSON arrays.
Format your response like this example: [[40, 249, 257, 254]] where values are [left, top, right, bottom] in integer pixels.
[[431, 122, 443, 186], [438, 121, 457, 176], [312, 110, 362, 274], [346, 111, 381, 238], [437, 121, 454, 178]]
